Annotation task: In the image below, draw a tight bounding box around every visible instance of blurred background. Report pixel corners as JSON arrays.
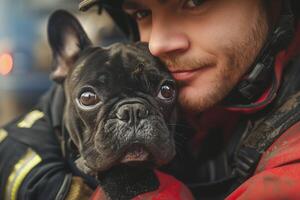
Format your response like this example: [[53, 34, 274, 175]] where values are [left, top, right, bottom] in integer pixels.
[[0, 0, 127, 126]]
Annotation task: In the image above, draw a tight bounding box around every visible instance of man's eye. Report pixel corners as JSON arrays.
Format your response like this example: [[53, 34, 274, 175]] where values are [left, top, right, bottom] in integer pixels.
[[131, 10, 151, 20], [183, 0, 205, 8]]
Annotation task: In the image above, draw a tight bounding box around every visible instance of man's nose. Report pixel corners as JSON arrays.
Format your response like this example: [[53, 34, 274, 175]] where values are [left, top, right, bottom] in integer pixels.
[[148, 20, 190, 57]]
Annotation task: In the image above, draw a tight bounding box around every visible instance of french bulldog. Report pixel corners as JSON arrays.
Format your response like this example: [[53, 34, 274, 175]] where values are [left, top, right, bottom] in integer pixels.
[[47, 10, 177, 176]]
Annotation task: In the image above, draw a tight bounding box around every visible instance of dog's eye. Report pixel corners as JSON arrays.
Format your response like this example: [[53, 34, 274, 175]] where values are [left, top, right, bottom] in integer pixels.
[[79, 91, 100, 106], [158, 81, 176, 101]]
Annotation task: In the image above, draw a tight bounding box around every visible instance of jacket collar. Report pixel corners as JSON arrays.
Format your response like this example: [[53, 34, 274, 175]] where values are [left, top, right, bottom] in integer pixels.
[[224, 21, 300, 114]]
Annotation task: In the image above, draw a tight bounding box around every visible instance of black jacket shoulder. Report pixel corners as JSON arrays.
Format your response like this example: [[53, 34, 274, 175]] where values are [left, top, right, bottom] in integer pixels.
[[0, 85, 71, 200]]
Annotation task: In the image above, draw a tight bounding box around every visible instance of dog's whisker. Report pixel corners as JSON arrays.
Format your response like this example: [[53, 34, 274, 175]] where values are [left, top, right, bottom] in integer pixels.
[[174, 143, 185, 159], [174, 135, 186, 147], [167, 123, 193, 129], [174, 133, 188, 141]]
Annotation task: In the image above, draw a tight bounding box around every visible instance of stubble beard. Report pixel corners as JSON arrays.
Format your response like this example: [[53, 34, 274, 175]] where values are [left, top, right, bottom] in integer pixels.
[[164, 8, 269, 114]]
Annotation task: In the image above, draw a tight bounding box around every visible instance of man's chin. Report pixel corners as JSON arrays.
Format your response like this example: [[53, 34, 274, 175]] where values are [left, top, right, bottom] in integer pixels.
[[178, 87, 222, 114]]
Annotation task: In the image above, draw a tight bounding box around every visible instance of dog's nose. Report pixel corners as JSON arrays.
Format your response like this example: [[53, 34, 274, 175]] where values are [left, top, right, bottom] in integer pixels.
[[116, 103, 149, 123]]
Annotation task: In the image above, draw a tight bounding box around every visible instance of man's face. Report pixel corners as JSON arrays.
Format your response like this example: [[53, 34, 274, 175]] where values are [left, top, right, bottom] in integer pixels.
[[123, 0, 269, 114]]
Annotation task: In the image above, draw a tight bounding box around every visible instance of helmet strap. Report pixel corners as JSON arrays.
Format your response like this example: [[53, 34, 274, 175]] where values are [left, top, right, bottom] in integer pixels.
[[223, 0, 295, 107]]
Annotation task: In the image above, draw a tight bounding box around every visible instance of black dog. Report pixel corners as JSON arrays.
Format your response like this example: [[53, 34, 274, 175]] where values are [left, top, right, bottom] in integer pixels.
[[47, 10, 177, 177]]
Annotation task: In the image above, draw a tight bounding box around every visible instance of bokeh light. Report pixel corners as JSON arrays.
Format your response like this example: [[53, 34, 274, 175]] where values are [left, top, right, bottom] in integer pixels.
[[0, 53, 13, 75]]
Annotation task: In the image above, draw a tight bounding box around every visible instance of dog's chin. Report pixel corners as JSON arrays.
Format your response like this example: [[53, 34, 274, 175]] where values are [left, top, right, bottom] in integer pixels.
[[92, 144, 174, 175]]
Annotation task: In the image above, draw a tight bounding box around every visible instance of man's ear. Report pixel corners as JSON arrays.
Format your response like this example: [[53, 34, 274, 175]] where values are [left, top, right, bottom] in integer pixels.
[[47, 10, 92, 83]]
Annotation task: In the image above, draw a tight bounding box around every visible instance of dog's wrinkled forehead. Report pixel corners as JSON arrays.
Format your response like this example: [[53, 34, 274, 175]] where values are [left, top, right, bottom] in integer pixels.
[[110, 43, 167, 76], [68, 43, 171, 92]]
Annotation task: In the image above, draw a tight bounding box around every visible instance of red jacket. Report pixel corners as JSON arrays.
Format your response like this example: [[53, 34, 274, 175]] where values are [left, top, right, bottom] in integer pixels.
[[227, 121, 300, 199], [226, 21, 300, 200]]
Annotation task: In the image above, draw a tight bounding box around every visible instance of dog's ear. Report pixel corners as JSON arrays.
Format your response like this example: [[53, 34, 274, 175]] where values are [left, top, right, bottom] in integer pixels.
[[47, 10, 91, 83]]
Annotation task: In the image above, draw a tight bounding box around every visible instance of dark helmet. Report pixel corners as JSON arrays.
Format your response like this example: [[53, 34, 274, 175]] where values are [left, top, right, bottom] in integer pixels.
[[79, 0, 298, 108], [79, 0, 139, 41], [79, 0, 122, 11], [79, 0, 299, 40]]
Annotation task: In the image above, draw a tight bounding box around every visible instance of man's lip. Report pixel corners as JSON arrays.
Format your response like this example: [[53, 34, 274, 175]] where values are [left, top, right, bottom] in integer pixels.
[[170, 67, 204, 81]]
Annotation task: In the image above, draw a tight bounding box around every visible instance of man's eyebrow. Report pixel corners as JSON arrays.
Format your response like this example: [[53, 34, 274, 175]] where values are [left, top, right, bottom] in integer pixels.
[[122, 0, 168, 9]]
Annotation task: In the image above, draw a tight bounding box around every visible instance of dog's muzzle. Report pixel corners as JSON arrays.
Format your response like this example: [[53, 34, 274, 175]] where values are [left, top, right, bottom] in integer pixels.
[[97, 98, 174, 166]]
